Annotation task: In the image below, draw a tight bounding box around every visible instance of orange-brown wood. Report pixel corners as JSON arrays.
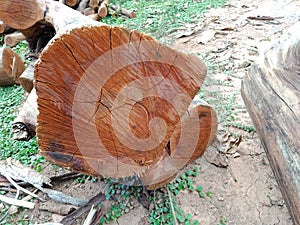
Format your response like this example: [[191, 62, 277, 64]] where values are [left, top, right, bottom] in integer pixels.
[[89, 0, 99, 9], [2, 47, 25, 84], [4, 32, 26, 47], [98, 0, 109, 18], [0, 20, 15, 34], [0, 47, 25, 86], [19, 59, 36, 93], [35, 24, 208, 179], [0, 47, 15, 86], [241, 22, 300, 225], [84, 7, 95, 16], [3, 0, 216, 189]]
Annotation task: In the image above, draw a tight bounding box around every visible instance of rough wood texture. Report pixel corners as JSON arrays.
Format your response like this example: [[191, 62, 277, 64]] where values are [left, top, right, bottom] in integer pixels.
[[4, 32, 26, 47], [98, 0, 109, 19], [241, 22, 300, 225], [12, 88, 38, 141], [0, 47, 15, 86], [0, 20, 15, 34], [3, 0, 217, 189], [0, 47, 25, 86], [2, 47, 25, 84], [19, 59, 36, 93]]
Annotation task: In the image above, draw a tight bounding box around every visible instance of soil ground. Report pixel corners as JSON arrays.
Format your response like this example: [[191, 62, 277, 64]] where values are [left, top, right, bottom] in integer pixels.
[[3, 0, 300, 224]]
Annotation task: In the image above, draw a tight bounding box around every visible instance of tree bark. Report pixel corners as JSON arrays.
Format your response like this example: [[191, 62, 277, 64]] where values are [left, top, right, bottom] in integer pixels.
[[241, 22, 300, 225], [12, 88, 38, 141]]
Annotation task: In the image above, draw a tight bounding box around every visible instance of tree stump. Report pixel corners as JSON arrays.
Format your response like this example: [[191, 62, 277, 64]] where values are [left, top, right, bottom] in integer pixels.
[[1, 0, 217, 189], [241, 22, 300, 224]]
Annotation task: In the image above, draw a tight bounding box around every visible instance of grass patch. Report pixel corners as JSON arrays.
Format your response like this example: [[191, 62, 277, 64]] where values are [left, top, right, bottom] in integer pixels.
[[104, 0, 226, 42], [0, 85, 43, 169]]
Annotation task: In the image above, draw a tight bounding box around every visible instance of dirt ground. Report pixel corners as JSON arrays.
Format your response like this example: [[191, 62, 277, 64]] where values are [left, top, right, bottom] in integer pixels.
[[114, 0, 300, 224], [4, 0, 300, 224]]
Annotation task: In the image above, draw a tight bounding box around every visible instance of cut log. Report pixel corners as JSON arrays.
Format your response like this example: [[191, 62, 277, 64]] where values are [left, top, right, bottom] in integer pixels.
[[0, 47, 15, 86], [0, 47, 25, 86], [84, 7, 96, 16], [19, 59, 37, 93], [110, 5, 136, 19], [4, 32, 26, 47], [0, 20, 15, 34], [3, 0, 216, 189], [88, 14, 101, 21], [2, 47, 25, 84], [77, 0, 89, 13], [98, 0, 109, 19], [241, 22, 300, 225], [12, 88, 37, 141], [59, 0, 79, 7], [89, 0, 99, 9]]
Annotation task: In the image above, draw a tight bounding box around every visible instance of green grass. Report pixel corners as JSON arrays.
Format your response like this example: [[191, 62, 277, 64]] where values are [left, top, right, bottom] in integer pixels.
[[104, 0, 226, 42], [0, 85, 43, 169]]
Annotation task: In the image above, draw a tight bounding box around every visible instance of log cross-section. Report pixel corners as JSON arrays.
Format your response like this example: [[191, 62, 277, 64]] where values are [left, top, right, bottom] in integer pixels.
[[0, 0, 217, 189], [241, 22, 300, 224]]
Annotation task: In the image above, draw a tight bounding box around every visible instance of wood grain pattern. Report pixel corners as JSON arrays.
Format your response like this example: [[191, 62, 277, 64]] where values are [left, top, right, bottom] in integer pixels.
[[241, 22, 300, 225]]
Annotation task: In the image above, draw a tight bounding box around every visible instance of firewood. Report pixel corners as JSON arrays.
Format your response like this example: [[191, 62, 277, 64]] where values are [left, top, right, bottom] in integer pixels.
[[89, 0, 99, 9], [0, 47, 25, 86], [241, 21, 300, 225], [59, 0, 80, 7], [98, 0, 109, 19], [0, 47, 15, 86], [110, 4, 136, 18], [19, 59, 36, 93], [88, 13, 101, 21], [4, 32, 26, 47], [12, 88, 37, 141], [83, 7, 96, 16], [0, 20, 15, 34], [77, 0, 89, 13]]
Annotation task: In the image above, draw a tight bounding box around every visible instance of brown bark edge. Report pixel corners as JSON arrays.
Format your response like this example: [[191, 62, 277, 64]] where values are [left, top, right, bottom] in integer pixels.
[[241, 22, 300, 225]]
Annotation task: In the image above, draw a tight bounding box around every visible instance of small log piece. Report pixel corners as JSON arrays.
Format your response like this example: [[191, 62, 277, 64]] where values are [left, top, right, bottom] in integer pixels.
[[12, 88, 38, 141], [0, 47, 15, 86], [98, 0, 109, 19], [19, 59, 37, 93], [110, 4, 136, 18], [4, 32, 26, 47]]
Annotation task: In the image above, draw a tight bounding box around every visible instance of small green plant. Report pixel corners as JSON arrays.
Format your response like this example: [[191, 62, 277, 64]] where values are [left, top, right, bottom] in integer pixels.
[[103, 0, 226, 42], [218, 218, 228, 225], [74, 174, 98, 184]]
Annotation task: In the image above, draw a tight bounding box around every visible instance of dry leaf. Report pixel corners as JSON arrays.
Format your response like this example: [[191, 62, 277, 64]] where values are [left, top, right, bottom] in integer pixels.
[[175, 29, 195, 38], [196, 30, 216, 44]]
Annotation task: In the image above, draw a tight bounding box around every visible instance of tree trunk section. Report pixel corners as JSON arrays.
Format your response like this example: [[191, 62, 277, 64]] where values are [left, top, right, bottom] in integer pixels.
[[241, 22, 300, 225], [1, 0, 216, 189]]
